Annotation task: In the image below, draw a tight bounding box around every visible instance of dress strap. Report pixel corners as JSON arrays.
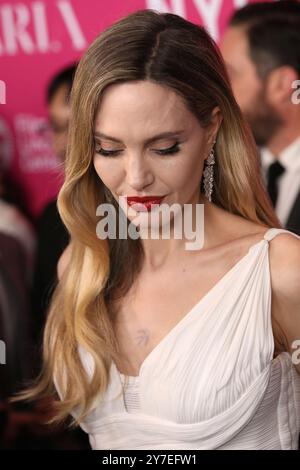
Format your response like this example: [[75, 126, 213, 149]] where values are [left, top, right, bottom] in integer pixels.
[[263, 227, 300, 242]]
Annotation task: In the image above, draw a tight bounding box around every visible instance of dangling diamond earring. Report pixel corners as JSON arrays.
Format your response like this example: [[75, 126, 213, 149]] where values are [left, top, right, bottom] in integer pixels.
[[203, 142, 216, 202]]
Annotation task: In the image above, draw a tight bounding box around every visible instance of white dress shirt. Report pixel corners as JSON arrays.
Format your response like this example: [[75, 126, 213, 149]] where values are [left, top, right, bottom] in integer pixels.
[[260, 136, 300, 226]]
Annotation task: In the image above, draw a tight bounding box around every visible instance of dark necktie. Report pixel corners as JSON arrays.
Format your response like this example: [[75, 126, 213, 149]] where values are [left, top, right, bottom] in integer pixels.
[[266, 160, 285, 207]]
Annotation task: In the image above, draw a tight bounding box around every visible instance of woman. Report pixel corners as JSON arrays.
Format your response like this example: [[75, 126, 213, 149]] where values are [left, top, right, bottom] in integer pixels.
[[20, 10, 300, 449]]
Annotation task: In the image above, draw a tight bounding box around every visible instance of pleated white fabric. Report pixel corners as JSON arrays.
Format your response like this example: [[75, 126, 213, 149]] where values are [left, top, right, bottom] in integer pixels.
[[67, 228, 300, 449]]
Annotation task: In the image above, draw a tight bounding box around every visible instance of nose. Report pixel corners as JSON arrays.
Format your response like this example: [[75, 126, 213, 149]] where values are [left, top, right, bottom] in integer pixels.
[[125, 153, 153, 191]]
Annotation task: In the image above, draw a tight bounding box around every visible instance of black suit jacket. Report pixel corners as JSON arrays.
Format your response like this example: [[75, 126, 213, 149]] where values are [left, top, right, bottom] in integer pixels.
[[31, 199, 69, 341], [285, 189, 300, 236]]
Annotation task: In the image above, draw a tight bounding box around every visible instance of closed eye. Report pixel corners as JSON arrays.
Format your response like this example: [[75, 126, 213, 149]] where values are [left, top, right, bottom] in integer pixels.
[[153, 142, 181, 155], [95, 148, 121, 157], [95, 142, 181, 157]]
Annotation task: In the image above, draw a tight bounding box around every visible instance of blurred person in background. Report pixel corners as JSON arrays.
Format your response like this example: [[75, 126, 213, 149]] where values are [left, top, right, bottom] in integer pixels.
[[0, 221, 35, 449], [0, 165, 35, 281], [0, 232, 31, 397], [221, 0, 300, 235], [0, 64, 89, 449], [0, 231, 30, 449], [29, 63, 90, 448], [31, 64, 76, 342], [0, 159, 35, 397]]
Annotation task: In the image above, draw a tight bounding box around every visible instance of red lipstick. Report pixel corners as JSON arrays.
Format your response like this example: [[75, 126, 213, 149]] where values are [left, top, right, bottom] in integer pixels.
[[126, 195, 165, 212]]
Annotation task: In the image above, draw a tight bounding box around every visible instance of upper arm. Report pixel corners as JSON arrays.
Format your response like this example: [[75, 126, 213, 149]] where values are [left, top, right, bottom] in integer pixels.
[[269, 233, 300, 374], [57, 244, 72, 281]]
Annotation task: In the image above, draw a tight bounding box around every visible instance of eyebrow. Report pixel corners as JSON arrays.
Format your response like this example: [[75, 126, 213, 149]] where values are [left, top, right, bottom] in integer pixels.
[[93, 130, 185, 145]]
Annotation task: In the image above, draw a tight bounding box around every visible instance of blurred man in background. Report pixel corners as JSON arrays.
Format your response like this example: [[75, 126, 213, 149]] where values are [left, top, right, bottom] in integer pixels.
[[221, 0, 300, 235], [32, 64, 76, 341], [48, 64, 76, 161]]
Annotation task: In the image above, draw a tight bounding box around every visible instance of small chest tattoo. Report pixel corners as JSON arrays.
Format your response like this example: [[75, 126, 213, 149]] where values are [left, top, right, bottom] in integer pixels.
[[135, 329, 150, 346]]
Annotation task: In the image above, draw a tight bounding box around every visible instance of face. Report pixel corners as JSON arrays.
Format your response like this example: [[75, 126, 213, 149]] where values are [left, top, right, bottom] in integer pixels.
[[48, 83, 71, 161], [93, 80, 220, 230], [220, 26, 282, 146]]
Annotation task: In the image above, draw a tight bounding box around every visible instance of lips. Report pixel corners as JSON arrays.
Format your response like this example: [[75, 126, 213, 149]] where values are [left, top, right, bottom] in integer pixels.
[[126, 195, 165, 212]]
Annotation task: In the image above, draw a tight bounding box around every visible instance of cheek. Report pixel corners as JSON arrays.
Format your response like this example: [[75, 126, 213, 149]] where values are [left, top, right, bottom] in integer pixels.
[[235, 74, 261, 110], [168, 152, 204, 191], [186, 159, 205, 188], [93, 156, 123, 191], [232, 76, 248, 102]]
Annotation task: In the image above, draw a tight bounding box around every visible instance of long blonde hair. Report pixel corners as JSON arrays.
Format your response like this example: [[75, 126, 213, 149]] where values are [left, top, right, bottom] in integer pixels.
[[16, 9, 280, 424]]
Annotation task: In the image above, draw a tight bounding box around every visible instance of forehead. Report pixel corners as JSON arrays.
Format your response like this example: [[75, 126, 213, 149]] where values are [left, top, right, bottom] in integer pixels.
[[94, 80, 195, 135]]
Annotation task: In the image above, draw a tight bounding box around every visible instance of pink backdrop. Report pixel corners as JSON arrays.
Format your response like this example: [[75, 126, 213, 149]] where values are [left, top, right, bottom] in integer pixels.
[[0, 0, 270, 220]]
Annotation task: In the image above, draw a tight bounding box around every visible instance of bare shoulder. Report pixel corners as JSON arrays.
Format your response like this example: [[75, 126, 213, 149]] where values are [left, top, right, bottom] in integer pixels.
[[268, 231, 300, 295], [268, 231, 300, 371], [57, 244, 72, 281]]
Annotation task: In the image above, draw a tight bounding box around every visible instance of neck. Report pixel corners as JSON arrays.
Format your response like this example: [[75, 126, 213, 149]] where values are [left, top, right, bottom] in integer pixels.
[[139, 191, 210, 271]]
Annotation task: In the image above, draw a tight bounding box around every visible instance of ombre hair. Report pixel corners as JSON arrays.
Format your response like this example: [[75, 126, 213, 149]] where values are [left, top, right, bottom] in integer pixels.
[[15, 9, 280, 424]]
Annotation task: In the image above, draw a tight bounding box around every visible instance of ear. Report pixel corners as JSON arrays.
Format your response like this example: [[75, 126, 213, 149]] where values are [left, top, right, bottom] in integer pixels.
[[266, 66, 298, 105], [206, 106, 223, 148]]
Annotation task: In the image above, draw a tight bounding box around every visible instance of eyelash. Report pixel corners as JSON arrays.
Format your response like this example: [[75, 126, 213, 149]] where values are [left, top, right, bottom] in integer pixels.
[[95, 142, 181, 157]]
